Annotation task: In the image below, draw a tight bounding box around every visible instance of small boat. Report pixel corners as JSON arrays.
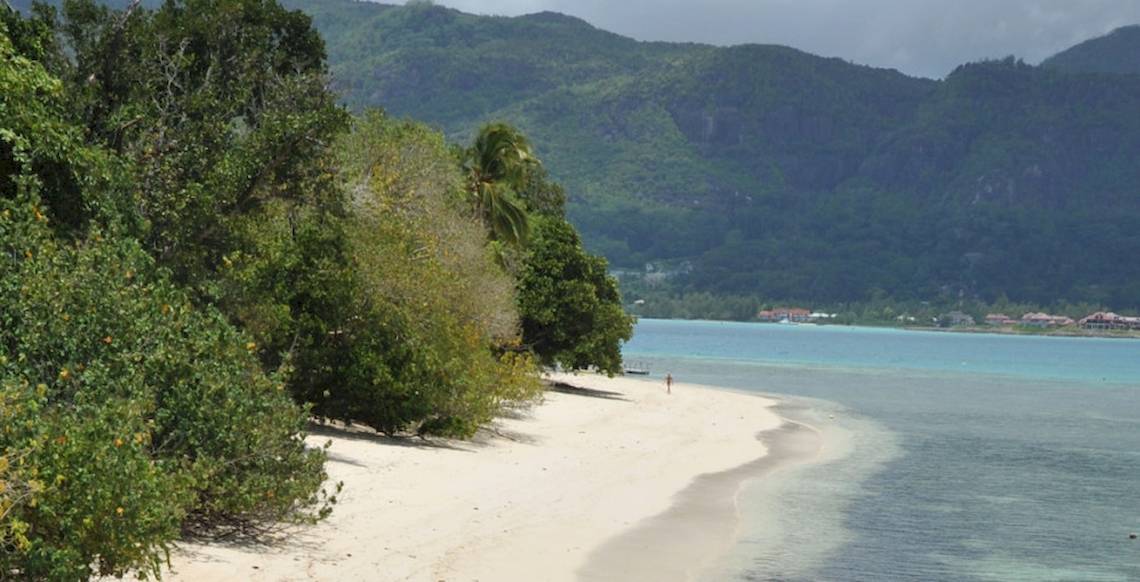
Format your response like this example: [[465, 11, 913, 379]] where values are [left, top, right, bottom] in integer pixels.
[[623, 360, 650, 375]]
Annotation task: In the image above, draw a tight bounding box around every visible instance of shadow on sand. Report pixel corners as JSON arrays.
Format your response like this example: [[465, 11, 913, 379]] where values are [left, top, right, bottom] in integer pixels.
[[307, 422, 476, 453], [548, 381, 631, 402]]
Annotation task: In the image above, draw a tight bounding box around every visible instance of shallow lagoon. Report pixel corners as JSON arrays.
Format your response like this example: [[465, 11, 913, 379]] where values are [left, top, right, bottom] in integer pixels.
[[624, 319, 1140, 581]]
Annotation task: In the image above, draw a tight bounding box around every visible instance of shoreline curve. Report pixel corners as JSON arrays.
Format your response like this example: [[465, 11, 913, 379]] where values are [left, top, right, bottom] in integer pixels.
[[577, 415, 825, 582]]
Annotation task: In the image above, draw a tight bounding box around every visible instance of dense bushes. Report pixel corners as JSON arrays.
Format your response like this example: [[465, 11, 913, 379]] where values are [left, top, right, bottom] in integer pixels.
[[288, 113, 542, 438], [1, 13, 331, 578], [2, 2, 634, 577], [0, 204, 332, 579]]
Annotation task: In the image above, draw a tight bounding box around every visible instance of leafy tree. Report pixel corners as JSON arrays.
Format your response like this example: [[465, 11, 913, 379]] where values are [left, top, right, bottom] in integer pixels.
[[289, 112, 542, 437], [40, 0, 350, 302], [518, 216, 633, 375]]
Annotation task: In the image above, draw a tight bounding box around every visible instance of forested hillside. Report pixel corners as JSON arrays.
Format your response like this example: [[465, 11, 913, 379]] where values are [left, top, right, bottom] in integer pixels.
[[1043, 25, 1140, 75], [276, 0, 1140, 310]]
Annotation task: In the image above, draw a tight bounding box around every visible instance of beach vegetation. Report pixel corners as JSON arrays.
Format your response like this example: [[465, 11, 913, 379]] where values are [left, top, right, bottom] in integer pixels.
[[0, 215, 334, 580], [518, 215, 634, 375], [2, 1, 633, 576], [290, 112, 543, 438]]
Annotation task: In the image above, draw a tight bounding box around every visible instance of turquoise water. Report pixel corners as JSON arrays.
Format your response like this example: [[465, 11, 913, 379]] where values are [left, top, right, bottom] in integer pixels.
[[623, 319, 1140, 581]]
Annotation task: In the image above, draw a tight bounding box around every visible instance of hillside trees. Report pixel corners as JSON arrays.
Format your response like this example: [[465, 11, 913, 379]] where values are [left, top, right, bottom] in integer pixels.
[[273, 0, 1140, 311]]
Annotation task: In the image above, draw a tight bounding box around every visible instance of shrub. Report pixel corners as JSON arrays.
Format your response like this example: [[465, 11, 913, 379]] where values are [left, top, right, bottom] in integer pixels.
[[0, 201, 332, 579], [288, 112, 543, 438]]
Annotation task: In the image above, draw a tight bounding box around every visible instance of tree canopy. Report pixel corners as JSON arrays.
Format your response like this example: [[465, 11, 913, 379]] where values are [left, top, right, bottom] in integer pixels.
[[2, 3, 636, 577]]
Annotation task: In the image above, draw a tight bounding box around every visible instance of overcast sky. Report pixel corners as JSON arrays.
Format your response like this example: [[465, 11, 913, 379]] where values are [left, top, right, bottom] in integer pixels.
[[421, 0, 1140, 78]]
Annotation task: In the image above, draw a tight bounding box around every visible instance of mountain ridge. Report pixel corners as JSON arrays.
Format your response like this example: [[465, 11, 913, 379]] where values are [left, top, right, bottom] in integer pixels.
[[131, 1, 1140, 308], [1043, 25, 1140, 75], [13, 0, 1140, 308]]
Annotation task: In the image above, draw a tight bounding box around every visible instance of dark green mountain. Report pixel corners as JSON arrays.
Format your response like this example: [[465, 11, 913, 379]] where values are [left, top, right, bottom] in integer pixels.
[[214, 2, 1140, 308], [19, 0, 1140, 308], [1043, 25, 1140, 75]]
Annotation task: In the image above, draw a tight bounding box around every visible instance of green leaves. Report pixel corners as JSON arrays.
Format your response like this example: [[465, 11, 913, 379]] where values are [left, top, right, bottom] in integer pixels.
[[1, 6, 336, 573], [517, 216, 634, 376], [462, 122, 536, 246], [0, 213, 332, 578], [302, 112, 542, 438]]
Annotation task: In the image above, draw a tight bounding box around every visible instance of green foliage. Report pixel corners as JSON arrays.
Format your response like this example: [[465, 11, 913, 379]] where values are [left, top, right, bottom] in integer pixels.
[[0, 10, 127, 234], [0, 206, 331, 579], [461, 122, 535, 246], [2, 9, 334, 579], [518, 216, 634, 375], [290, 112, 542, 438], [49, 0, 349, 288]]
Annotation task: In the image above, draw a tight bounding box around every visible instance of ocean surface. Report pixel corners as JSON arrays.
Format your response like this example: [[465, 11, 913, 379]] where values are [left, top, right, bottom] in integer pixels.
[[622, 319, 1140, 581]]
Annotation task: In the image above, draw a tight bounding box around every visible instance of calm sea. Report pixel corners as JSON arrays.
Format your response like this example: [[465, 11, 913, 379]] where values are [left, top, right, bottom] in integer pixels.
[[622, 319, 1140, 581]]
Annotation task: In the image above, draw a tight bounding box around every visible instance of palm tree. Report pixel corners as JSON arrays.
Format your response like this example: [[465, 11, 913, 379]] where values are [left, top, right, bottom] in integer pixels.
[[462, 123, 536, 246]]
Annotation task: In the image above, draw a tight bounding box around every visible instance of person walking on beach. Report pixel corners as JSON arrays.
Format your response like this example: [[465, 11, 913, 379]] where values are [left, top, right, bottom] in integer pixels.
[[665, 372, 673, 394]]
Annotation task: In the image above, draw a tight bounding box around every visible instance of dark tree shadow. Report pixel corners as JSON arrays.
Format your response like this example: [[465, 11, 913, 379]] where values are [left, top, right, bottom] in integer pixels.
[[472, 422, 543, 446], [174, 520, 330, 557], [547, 381, 630, 402], [307, 421, 476, 453]]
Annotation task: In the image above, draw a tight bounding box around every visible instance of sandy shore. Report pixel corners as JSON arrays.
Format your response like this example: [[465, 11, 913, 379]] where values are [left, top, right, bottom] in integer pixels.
[[165, 373, 813, 582]]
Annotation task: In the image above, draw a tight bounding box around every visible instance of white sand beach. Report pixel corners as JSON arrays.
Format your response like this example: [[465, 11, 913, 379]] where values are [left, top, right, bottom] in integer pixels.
[[165, 373, 809, 582]]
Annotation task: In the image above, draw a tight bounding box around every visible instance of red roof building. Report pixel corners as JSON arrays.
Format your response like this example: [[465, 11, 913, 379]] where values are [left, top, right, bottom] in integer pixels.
[[985, 313, 1016, 326], [1080, 312, 1140, 330]]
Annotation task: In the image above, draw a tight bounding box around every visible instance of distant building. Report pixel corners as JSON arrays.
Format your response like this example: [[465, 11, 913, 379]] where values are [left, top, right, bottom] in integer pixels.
[[783, 308, 812, 322], [757, 307, 813, 323], [985, 313, 1016, 326], [942, 311, 976, 327], [1021, 312, 1075, 328], [1080, 312, 1140, 330]]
